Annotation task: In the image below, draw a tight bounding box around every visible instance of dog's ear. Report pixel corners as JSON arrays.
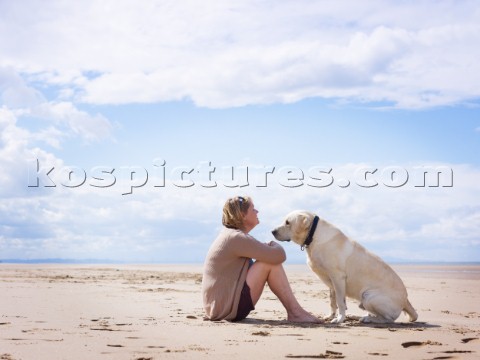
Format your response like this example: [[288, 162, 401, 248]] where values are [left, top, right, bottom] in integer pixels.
[[291, 213, 311, 241], [301, 214, 310, 230]]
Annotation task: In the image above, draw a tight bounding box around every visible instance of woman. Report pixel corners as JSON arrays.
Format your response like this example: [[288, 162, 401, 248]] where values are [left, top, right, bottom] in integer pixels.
[[202, 196, 321, 323]]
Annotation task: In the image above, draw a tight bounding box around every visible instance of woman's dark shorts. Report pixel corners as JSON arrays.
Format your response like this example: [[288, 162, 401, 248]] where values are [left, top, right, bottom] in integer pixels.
[[232, 282, 255, 322]]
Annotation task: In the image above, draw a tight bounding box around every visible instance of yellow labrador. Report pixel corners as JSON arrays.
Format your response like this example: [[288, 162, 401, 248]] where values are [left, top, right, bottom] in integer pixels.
[[272, 210, 418, 324]]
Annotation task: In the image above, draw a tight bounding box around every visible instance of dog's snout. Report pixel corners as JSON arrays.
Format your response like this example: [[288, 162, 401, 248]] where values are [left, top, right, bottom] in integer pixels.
[[272, 228, 289, 241]]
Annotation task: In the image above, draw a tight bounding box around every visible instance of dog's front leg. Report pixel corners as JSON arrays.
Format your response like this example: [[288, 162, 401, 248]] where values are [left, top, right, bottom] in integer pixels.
[[329, 273, 347, 324], [324, 287, 337, 321]]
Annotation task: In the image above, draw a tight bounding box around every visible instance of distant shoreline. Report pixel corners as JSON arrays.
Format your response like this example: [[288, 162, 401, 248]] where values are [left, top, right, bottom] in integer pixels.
[[1, 259, 479, 266]]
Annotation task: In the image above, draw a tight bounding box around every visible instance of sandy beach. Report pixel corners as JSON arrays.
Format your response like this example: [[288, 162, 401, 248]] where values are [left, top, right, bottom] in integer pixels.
[[0, 263, 479, 360]]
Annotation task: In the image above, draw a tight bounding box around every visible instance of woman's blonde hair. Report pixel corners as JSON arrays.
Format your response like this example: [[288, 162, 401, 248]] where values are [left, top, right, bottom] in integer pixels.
[[222, 196, 252, 229]]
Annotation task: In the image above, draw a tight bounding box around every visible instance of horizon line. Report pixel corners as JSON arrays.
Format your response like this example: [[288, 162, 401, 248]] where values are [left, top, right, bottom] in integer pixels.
[[1, 258, 479, 266]]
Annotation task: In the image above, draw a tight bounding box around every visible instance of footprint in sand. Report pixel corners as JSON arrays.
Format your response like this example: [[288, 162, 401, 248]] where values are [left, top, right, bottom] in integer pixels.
[[404, 339, 475, 360], [252, 331, 270, 336], [367, 353, 388, 357], [286, 350, 345, 359], [461, 337, 479, 343], [401, 340, 442, 348], [426, 350, 474, 359]]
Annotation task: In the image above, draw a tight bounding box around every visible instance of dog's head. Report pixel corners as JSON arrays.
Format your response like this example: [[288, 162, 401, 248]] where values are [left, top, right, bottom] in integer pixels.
[[271, 210, 317, 246]]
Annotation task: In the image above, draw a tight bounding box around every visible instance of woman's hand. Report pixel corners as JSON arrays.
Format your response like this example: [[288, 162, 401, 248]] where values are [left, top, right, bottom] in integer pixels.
[[267, 240, 281, 247], [264, 240, 286, 262]]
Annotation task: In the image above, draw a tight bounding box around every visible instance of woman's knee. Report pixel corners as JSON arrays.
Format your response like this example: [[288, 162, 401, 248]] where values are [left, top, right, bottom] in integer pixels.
[[254, 261, 284, 278], [247, 260, 276, 281], [247, 261, 271, 283], [252, 260, 273, 271], [248, 262, 283, 284]]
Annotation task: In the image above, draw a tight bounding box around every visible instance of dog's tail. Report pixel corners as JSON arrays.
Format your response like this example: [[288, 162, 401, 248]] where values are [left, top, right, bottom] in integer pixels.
[[403, 299, 418, 322]]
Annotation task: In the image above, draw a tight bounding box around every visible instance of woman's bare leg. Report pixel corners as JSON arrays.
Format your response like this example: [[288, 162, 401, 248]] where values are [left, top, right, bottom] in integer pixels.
[[246, 261, 322, 323]]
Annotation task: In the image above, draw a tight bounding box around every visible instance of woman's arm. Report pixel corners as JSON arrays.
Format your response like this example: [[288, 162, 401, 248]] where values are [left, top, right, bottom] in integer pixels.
[[234, 234, 286, 264]]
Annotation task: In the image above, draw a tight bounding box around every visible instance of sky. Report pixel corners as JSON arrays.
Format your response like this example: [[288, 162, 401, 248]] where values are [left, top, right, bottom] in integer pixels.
[[0, 0, 479, 263]]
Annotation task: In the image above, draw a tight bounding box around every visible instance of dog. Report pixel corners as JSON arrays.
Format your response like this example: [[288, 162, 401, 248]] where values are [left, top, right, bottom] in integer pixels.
[[272, 210, 418, 324]]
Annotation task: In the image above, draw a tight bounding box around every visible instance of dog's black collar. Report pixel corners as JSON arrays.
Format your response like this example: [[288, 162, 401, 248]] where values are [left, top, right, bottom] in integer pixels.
[[301, 215, 319, 251]]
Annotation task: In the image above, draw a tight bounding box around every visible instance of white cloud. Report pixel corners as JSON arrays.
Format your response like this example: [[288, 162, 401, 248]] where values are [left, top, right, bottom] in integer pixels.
[[1, 66, 114, 144], [33, 101, 113, 142], [77, 23, 480, 109], [0, 67, 45, 108], [0, 107, 65, 198], [418, 211, 480, 243], [1, 1, 479, 108]]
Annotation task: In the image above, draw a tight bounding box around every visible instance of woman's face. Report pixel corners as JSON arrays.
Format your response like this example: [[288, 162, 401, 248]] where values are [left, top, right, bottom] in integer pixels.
[[242, 202, 259, 232]]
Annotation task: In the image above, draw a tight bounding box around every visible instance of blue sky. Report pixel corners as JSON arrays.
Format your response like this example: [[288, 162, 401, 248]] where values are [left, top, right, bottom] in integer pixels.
[[1, 0, 479, 263]]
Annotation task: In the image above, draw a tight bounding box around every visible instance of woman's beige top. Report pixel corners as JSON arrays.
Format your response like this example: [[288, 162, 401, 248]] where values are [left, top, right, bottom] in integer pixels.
[[202, 227, 286, 321]]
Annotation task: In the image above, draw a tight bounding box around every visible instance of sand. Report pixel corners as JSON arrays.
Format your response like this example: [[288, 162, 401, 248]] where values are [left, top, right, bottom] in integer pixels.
[[0, 263, 479, 359]]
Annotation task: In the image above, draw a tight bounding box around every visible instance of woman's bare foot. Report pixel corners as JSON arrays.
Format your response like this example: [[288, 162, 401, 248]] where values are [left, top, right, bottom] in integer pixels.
[[287, 309, 324, 323]]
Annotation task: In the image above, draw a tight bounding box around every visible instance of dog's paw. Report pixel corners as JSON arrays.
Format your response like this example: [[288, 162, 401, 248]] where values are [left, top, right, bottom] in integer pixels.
[[360, 315, 372, 323], [360, 315, 391, 324], [324, 313, 336, 321], [330, 315, 345, 324]]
